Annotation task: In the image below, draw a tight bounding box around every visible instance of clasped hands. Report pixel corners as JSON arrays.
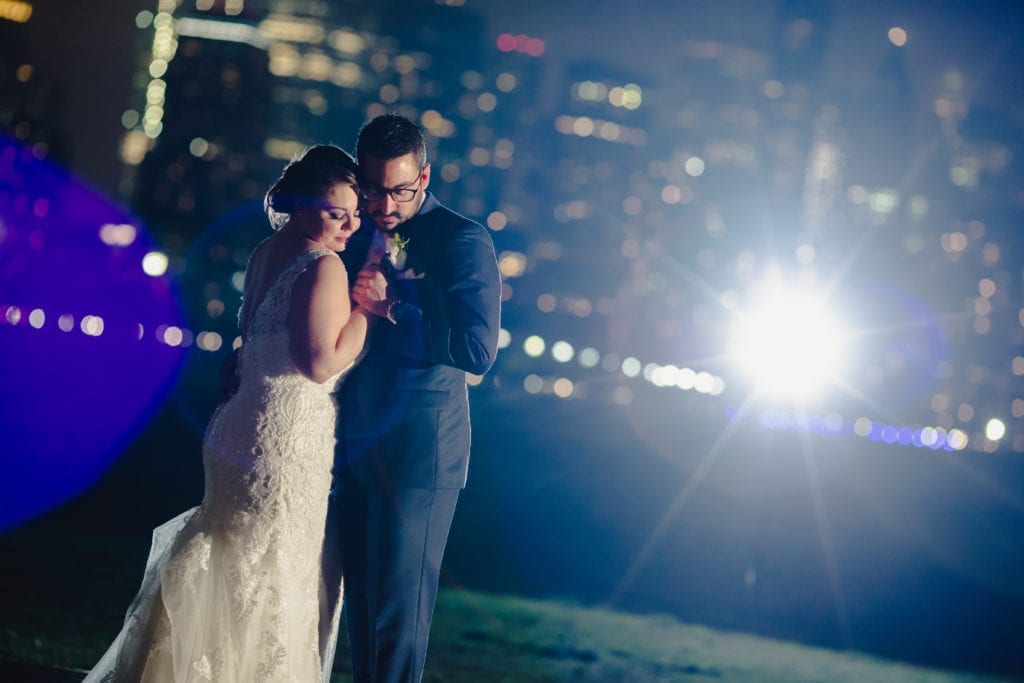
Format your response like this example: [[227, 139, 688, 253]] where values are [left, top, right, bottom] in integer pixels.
[[352, 263, 395, 321]]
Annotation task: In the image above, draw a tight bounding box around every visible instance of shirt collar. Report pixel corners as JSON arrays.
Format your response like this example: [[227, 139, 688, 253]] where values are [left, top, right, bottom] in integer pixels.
[[416, 191, 440, 217]]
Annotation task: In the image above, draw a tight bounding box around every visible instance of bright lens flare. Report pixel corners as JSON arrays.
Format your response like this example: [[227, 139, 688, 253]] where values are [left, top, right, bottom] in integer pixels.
[[730, 285, 845, 397]]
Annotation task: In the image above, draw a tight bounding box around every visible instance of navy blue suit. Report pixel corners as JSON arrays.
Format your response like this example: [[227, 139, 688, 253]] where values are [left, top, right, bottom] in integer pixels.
[[332, 193, 500, 682]]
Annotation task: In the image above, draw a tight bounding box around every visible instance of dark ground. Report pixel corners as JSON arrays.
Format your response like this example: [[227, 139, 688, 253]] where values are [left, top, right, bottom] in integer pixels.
[[2, 382, 1023, 680]]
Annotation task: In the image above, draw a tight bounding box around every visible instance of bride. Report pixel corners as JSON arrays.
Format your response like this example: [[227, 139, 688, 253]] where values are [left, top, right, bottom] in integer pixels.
[[86, 145, 371, 682]]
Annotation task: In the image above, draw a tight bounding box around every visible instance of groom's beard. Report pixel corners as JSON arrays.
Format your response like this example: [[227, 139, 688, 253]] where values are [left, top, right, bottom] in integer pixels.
[[371, 211, 404, 233]]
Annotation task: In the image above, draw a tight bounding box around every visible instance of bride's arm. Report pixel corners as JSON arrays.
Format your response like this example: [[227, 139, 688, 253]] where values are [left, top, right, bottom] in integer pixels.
[[289, 255, 370, 384]]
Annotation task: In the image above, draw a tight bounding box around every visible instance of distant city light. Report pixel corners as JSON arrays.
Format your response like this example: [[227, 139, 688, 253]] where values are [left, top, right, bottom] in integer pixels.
[[80, 315, 105, 337], [578, 348, 600, 368], [729, 281, 845, 398], [0, 0, 33, 23], [552, 377, 574, 398], [497, 329, 511, 349], [495, 33, 544, 56], [142, 251, 169, 277], [99, 223, 138, 247], [175, 17, 268, 49], [986, 418, 1006, 441], [524, 335, 545, 357], [621, 357, 642, 377], [551, 341, 574, 363]]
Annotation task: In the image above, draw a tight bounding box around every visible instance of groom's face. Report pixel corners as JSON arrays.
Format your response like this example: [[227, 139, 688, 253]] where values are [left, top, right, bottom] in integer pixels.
[[360, 153, 430, 234]]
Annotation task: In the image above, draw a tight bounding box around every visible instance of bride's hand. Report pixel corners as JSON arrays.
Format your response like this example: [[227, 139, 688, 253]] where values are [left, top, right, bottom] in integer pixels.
[[352, 268, 391, 318]]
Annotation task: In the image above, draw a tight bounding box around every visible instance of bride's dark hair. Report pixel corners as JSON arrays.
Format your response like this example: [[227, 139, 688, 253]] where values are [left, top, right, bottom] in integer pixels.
[[264, 145, 359, 229]]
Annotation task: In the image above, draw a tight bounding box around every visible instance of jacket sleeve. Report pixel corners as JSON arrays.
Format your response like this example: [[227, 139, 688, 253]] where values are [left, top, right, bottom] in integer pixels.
[[388, 223, 501, 374]]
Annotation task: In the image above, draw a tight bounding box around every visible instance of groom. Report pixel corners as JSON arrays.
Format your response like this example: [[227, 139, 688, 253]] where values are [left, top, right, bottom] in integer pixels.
[[335, 114, 501, 682]]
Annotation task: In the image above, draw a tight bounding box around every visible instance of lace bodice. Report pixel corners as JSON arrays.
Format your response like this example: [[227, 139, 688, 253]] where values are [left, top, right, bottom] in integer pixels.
[[238, 247, 350, 395]]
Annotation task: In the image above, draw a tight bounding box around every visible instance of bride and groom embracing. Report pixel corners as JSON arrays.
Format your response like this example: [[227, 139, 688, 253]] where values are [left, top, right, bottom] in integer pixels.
[[85, 114, 502, 682]]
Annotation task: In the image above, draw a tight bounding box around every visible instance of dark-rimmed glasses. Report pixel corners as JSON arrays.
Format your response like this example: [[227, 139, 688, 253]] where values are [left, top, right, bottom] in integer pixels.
[[360, 167, 425, 203]]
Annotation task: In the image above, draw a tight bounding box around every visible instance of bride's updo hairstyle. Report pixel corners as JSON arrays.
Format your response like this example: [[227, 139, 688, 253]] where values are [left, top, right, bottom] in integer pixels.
[[264, 144, 359, 230]]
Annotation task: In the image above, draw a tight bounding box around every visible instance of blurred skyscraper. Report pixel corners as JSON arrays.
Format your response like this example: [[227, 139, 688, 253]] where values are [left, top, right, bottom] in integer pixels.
[[0, 1, 70, 166]]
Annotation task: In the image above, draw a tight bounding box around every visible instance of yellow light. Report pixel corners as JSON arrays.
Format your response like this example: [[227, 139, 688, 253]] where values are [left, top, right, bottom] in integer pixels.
[[300, 53, 333, 81], [496, 72, 516, 92], [763, 80, 784, 99], [99, 223, 138, 246], [4, 305, 21, 324], [28, 309, 44, 328], [120, 130, 151, 165], [162, 326, 183, 346], [380, 84, 399, 104], [476, 92, 497, 113], [498, 252, 526, 278], [264, 137, 306, 161], [142, 251, 169, 276], [486, 211, 507, 231], [0, 0, 33, 23], [196, 331, 223, 351], [888, 27, 908, 47], [461, 70, 483, 89], [189, 137, 209, 157], [497, 329, 511, 349], [269, 42, 301, 76], [573, 116, 594, 136], [149, 59, 168, 78], [551, 341, 574, 363], [332, 61, 362, 87], [523, 335, 545, 357], [440, 163, 460, 183], [553, 378, 574, 398], [329, 29, 365, 54], [947, 429, 968, 450], [394, 54, 416, 74], [985, 418, 1006, 441], [685, 156, 705, 176], [259, 16, 325, 44], [469, 147, 490, 166], [81, 315, 105, 337]]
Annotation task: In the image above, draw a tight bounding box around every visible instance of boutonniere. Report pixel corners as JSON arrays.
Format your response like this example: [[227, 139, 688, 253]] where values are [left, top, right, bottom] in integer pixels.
[[385, 232, 410, 270]]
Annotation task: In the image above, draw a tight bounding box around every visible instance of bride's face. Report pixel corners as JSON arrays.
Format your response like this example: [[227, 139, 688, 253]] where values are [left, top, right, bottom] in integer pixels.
[[302, 182, 361, 252]]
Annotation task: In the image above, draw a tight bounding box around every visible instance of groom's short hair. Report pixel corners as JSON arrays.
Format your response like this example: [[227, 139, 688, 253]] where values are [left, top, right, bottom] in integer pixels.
[[356, 114, 427, 168]]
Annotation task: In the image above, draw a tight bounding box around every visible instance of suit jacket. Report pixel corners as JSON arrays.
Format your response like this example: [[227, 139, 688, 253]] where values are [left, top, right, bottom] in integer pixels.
[[336, 193, 501, 489]]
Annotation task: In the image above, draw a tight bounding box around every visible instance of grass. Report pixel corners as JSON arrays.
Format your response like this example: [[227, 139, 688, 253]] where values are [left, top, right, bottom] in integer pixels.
[[0, 528, 1011, 682]]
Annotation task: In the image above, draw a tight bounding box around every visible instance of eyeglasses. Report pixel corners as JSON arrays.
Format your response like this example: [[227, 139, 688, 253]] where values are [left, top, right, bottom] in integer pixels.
[[360, 168, 425, 203]]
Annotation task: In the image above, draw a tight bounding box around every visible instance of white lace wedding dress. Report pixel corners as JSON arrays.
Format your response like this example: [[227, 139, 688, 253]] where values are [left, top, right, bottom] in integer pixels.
[[86, 248, 350, 682]]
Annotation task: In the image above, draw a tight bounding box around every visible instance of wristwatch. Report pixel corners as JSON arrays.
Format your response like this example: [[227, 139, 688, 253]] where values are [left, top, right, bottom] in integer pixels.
[[384, 297, 400, 324]]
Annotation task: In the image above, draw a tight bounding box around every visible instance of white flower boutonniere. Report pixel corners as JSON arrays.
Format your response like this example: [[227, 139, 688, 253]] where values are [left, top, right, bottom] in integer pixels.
[[385, 232, 410, 271]]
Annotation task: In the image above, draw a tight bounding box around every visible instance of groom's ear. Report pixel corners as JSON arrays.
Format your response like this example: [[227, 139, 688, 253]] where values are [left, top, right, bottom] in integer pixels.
[[420, 163, 431, 192]]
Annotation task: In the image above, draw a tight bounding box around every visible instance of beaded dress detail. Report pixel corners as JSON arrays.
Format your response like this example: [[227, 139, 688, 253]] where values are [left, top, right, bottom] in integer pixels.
[[86, 248, 349, 682]]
